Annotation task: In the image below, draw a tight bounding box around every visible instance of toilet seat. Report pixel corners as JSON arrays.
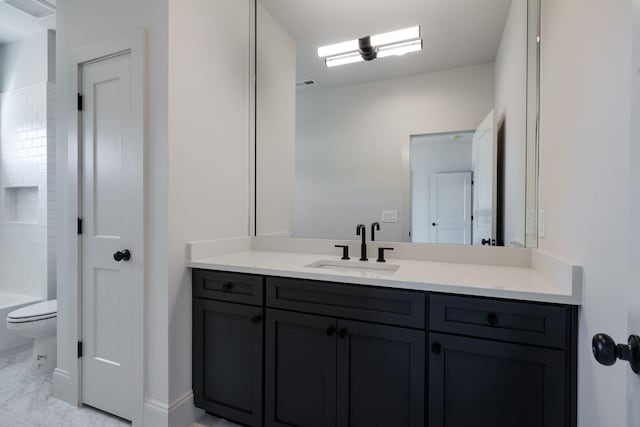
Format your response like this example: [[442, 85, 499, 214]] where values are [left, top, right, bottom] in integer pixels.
[[7, 300, 57, 324]]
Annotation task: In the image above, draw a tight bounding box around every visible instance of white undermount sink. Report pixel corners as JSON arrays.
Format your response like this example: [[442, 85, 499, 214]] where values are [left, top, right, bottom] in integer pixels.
[[305, 259, 400, 276]]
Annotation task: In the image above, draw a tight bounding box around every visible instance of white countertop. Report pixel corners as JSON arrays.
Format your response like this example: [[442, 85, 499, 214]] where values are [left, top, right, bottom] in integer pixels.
[[189, 250, 581, 305]]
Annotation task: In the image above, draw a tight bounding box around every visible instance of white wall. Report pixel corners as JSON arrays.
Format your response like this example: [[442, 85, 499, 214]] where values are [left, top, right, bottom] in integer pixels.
[[494, 0, 527, 247], [0, 30, 54, 92], [293, 63, 494, 242], [168, 0, 251, 424], [55, 0, 171, 423], [256, 3, 296, 237], [538, 0, 632, 425], [410, 134, 472, 243]]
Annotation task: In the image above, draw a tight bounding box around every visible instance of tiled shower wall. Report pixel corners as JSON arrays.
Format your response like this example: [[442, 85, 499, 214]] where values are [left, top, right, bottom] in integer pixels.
[[0, 82, 56, 299]]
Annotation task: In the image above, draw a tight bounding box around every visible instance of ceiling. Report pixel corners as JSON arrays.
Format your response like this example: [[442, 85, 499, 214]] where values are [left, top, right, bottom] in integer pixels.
[[259, 0, 513, 89], [0, 0, 56, 45]]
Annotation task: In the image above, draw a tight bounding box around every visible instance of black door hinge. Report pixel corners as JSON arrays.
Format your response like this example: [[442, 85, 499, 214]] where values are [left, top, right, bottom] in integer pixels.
[[77, 93, 83, 111], [77, 218, 83, 235], [77, 341, 83, 358]]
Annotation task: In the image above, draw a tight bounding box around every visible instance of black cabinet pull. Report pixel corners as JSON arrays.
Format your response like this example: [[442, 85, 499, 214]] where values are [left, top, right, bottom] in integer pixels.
[[338, 328, 348, 338], [432, 342, 442, 354], [487, 312, 499, 326], [592, 333, 640, 374], [221, 282, 234, 292], [252, 314, 263, 324], [326, 326, 336, 336]]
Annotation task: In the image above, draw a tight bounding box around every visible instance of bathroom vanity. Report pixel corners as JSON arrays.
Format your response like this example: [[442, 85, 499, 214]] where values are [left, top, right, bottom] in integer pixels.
[[190, 249, 579, 427]]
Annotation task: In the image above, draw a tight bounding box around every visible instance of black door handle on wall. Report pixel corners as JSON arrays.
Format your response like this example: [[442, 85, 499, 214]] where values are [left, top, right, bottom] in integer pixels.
[[592, 333, 640, 374]]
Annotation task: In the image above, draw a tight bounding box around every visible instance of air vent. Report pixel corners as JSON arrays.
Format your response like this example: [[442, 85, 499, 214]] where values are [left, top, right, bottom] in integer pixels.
[[3, 0, 55, 19], [296, 79, 317, 88]]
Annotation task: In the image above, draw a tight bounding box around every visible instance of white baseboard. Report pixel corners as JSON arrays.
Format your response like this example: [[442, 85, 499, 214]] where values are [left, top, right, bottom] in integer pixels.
[[52, 368, 78, 405], [144, 392, 202, 427], [169, 391, 203, 427]]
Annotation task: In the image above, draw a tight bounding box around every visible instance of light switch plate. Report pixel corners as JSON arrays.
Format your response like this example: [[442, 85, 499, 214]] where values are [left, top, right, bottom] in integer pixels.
[[382, 210, 398, 223]]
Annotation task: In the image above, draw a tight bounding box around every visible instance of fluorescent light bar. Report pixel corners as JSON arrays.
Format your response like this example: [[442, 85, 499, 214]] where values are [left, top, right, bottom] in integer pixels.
[[317, 25, 421, 58], [317, 40, 359, 59], [377, 39, 423, 58], [371, 26, 420, 47], [325, 52, 364, 68], [324, 39, 423, 67]]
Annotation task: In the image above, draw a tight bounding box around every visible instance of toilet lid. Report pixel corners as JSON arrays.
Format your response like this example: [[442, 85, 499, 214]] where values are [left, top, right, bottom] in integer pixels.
[[7, 300, 57, 322]]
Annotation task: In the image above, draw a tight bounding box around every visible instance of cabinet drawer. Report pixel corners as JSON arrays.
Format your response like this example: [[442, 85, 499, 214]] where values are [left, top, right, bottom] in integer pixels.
[[430, 295, 568, 348], [266, 277, 426, 329], [193, 270, 263, 306]]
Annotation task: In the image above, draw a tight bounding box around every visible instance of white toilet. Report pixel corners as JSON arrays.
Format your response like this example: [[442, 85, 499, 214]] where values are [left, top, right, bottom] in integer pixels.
[[6, 300, 57, 375]]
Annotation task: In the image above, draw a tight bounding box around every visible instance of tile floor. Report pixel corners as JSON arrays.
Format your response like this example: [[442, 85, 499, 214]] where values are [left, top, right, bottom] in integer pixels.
[[0, 349, 241, 427]]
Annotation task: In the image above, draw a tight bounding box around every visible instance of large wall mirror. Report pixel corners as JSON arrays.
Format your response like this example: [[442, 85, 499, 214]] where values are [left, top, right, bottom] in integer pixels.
[[255, 0, 540, 248]]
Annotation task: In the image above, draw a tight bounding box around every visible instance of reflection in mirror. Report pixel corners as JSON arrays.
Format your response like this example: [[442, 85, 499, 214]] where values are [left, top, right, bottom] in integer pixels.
[[256, 0, 540, 247]]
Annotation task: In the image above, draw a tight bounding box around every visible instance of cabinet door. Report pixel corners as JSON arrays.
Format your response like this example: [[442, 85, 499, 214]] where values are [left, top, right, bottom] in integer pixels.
[[265, 309, 337, 427], [193, 299, 263, 427], [429, 333, 566, 427], [336, 320, 425, 427]]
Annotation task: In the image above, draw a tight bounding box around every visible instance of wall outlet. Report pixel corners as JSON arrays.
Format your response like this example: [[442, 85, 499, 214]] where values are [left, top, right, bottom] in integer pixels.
[[381, 210, 398, 223], [538, 209, 545, 239]]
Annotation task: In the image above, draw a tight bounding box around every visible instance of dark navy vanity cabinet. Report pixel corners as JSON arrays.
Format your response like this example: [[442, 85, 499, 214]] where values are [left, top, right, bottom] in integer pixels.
[[192, 269, 578, 427]]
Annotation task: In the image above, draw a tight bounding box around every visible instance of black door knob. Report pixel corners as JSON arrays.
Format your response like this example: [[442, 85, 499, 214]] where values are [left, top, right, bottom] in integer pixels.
[[113, 249, 131, 262], [592, 333, 640, 374]]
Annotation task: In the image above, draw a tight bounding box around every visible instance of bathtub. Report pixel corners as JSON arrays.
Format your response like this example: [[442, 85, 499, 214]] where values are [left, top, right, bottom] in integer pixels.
[[0, 292, 41, 357]]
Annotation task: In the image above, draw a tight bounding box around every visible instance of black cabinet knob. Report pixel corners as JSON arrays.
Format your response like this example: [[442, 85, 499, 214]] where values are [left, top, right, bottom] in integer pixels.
[[252, 314, 263, 324], [481, 238, 491, 246], [221, 282, 234, 292], [113, 249, 131, 262], [487, 313, 499, 326], [338, 328, 348, 338], [432, 342, 442, 354], [592, 333, 640, 374], [432, 223, 437, 226], [326, 326, 336, 336]]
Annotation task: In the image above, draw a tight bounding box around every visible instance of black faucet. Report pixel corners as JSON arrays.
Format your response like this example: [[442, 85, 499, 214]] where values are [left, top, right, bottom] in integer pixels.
[[371, 222, 380, 241], [356, 224, 368, 261]]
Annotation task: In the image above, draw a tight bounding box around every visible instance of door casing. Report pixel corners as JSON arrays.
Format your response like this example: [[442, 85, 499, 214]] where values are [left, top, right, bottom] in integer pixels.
[[64, 30, 146, 426]]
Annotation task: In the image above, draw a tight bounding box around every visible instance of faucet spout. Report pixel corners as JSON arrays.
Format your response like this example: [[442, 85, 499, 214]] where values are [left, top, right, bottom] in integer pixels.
[[356, 224, 368, 261]]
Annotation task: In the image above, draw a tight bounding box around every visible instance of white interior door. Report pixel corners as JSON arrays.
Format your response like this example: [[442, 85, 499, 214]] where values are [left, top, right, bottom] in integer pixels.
[[81, 51, 136, 421], [472, 110, 497, 246], [429, 172, 472, 244]]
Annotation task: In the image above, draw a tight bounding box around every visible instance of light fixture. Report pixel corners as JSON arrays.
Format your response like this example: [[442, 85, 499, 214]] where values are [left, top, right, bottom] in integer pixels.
[[318, 26, 422, 68]]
